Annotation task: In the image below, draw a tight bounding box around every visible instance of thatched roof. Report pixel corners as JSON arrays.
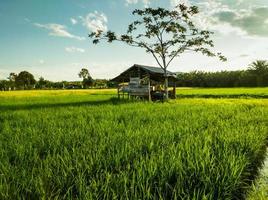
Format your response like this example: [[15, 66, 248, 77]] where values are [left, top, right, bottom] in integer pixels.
[[111, 64, 177, 83]]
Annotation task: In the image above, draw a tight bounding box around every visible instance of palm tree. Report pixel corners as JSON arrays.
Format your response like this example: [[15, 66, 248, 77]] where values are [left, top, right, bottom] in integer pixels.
[[248, 60, 268, 86]]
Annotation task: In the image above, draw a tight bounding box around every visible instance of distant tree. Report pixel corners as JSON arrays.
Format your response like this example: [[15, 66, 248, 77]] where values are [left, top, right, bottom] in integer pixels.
[[176, 60, 268, 88], [107, 80, 117, 88], [94, 79, 108, 88], [8, 73, 17, 90], [52, 81, 65, 89], [15, 71, 36, 90], [248, 60, 268, 86], [8, 73, 17, 82], [78, 68, 93, 88], [249, 60, 268, 73], [238, 70, 256, 87], [36, 77, 48, 89], [78, 68, 90, 80], [83, 78, 94, 88], [89, 4, 226, 99], [0, 80, 10, 91]]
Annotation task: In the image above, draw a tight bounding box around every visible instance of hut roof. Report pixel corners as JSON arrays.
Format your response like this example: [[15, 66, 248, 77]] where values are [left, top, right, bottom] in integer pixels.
[[111, 64, 177, 83]]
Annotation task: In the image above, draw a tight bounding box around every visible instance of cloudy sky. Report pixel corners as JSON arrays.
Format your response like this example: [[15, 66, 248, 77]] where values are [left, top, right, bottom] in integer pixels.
[[0, 0, 268, 81]]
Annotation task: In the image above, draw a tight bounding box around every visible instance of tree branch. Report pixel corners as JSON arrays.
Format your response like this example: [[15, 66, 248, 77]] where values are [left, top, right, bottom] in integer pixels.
[[166, 45, 188, 67]]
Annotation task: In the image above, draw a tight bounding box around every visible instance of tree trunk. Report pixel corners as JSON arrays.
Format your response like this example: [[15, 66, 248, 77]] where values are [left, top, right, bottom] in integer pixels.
[[164, 69, 169, 100]]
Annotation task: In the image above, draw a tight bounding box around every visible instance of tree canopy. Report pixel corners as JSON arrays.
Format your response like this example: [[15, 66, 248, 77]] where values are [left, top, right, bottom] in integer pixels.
[[15, 71, 36, 89], [78, 68, 91, 80], [177, 60, 268, 87], [78, 68, 93, 88]]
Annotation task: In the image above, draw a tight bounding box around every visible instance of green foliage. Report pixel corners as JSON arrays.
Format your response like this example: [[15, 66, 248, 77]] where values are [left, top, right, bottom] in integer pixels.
[[78, 68, 90, 80], [7, 73, 17, 90], [78, 68, 93, 88], [177, 60, 268, 87], [7, 73, 17, 82], [0, 90, 267, 199], [247, 154, 268, 200], [248, 60, 268, 87], [0, 73, 17, 91], [93, 79, 108, 88], [0, 80, 10, 91], [15, 71, 36, 90], [35, 77, 50, 89], [83, 78, 94, 88]]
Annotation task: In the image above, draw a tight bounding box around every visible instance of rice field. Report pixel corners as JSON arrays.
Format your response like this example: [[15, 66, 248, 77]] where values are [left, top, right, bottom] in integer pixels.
[[176, 87, 268, 98], [0, 88, 267, 199], [248, 150, 268, 200]]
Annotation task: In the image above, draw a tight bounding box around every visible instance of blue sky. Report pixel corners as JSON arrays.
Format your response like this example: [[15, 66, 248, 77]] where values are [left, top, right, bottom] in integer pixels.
[[0, 0, 268, 81]]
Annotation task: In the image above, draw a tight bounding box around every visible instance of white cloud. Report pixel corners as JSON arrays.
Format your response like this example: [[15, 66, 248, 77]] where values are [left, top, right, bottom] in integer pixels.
[[210, 23, 247, 36], [212, 6, 268, 37], [65, 46, 85, 53], [126, 0, 138, 5], [170, 0, 191, 8], [80, 11, 108, 32], [34, 23, 85, 40], [169, 0, 255, 37], [175, 0, 268, 38], [39, 59, 45, 64], [142, 0, 151, 7], [70, 18, 77, 25], [125, 0, 150, 7]]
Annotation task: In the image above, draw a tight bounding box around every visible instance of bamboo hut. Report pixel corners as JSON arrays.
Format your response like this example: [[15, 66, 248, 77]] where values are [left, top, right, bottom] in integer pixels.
[[111, 64, 177, 101]]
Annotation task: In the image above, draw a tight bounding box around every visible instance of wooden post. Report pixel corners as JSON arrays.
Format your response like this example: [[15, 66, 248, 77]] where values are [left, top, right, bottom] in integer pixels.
[[122, 78, 125, 100], [148, 77, 151, 102], [173, 81, 176, 99], [118, 87, 120, 99]]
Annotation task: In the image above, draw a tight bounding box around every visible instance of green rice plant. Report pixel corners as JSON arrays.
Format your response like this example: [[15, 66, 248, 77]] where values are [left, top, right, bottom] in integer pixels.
[[176, 87, 268, 98], [247, 150, 268, 200], [0, 90, 267, 199]]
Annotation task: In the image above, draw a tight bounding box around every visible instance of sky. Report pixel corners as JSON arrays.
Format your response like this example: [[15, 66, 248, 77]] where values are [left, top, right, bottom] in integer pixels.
[[0, 0, 268, 81]]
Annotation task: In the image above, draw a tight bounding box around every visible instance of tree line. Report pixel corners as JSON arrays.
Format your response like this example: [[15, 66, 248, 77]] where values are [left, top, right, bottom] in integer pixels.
[[1, 60, 268, 91], [0, 68, 115, 91], [176, 60, 268, 87]]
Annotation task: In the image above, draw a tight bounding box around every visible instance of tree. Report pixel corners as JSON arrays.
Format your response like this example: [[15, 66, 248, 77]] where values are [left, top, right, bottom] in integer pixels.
[[78, 68, 90, 80], [94, 79, 108, 88], [78, 68, 93, 88], [89, 4, 226, 99], [8, 73, 17, 90], [15, 71, 36, 90], [8, 73, 17, 82], [36, 77, 49, 89], [0, 80, 10, 91], [248, 60, 268, 86]]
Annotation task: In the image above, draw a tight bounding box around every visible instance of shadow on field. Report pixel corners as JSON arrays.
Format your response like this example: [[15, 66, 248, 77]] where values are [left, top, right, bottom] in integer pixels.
[[0, 98, 130, 112]]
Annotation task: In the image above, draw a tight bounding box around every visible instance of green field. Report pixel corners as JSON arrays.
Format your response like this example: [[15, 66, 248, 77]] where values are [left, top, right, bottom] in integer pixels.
[[0, 88, 268, 199], [176, 87, 268, 98]]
